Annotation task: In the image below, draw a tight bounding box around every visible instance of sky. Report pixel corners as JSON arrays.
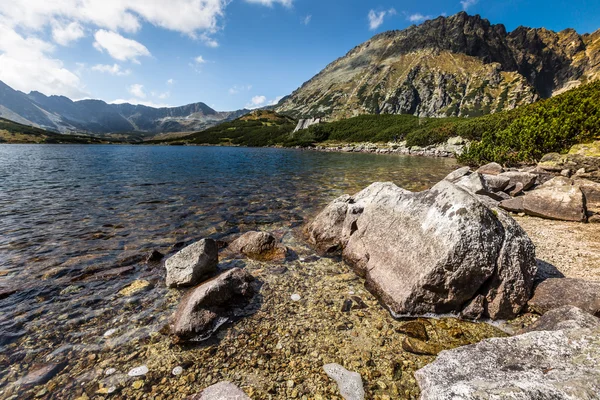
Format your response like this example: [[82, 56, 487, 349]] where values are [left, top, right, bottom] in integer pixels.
[[0, 0, 599, 111]]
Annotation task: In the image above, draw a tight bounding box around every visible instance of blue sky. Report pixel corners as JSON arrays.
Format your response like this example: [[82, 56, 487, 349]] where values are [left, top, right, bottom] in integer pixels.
[[0, 0, 599, 111]]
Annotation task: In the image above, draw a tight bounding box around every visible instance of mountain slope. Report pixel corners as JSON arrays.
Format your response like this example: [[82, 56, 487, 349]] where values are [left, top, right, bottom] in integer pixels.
[[276, 12, 600, 120], [0, 80, 248, 137], [0, 117, 113, 144]]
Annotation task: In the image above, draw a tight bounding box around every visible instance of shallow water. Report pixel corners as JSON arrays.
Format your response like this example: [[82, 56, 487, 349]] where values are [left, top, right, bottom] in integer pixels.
[[0, 144, 461, 398]]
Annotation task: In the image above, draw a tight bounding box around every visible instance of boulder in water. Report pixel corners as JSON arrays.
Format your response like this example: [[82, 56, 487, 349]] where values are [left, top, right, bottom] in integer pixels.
[[165, 239, 218, 288], [228, 231, 287, 261]]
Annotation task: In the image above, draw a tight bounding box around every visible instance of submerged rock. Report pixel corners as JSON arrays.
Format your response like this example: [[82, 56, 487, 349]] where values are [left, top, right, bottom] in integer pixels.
[[308, 180, 537, 319], [189, 381, 250, 400], [228, 231, 287, 261], [171, 268, 254, 341], [165, 239, 218, 288], [323, 363, 365, 400], [14, 362, 66, 387], [415, 327, 600, 399], [521, 306, 600, 333], [528, 278, 600, 317]]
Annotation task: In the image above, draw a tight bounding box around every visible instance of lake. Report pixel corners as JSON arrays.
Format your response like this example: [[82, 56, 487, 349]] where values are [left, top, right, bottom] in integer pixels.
[[0, 145, 459, 397]]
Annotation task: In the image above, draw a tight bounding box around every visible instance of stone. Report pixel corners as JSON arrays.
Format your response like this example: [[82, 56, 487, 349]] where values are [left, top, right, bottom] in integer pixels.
[[171, 268, 254, 341], [454, 173, 493, 195], [500, 177, 587, 222], [528, 278, 600, 317], [146, 250, 164, 263], [290, 294, 301, 301], [443, 166, 471, 183], [165, 239, 218, 288], [119, 279, 151, 296], [508, 181, 524, 196], [189, 381, 251, 400], [401, 337, 441, 356], [498, 171, 537, 190], [14, 363, 66, 387], [415, 327, 600, 399], [480, 174, 510, 192], [323, 363, 365, 400], [228, 231, 287, 261], [127, 365, 148, 377], [575, 178, 600, 214], [460, 294, 485, 320], [395, 321, 429, 341], [476, 162, 504, 176], [309, 180, 536, 320], [521, 306, 600, 333], [172, 366, 184, 376]]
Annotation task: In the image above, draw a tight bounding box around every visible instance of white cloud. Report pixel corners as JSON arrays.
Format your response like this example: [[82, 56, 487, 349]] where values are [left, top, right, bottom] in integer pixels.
[[91, 63, 131, 76], [302, 15, 312, 25], [194, 55, 207, 64], [199, 33, 219, 48], [167, 79, 175, 85], [128, 83, 146, 98], [268, 95, 283, 106], [157, 91, 170, 99], [460, 0, 478, 10], [245, 95, 282, 109], [0, 22, 87, 98], [93, 30, 151, 63], [368, 8, 396, 30], [51, 21, 85, 46], [244, 0, 293, 7], [407, 13, 432, 23]]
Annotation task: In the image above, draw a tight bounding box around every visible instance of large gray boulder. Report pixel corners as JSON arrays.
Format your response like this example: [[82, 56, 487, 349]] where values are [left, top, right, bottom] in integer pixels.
[[528, 278, 600, 317], [415, 327, 600, 399], [165, 239, 218, 288], [171, 268, 254, 341], [499, 171, 537, 191], [500, 177, 587, 222], [307, 180, 537, 320]]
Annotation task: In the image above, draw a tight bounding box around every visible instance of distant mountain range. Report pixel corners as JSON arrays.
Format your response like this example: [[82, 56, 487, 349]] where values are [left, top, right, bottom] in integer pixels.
[[0, 80, 248, 137], [276, 12, 600, 120]]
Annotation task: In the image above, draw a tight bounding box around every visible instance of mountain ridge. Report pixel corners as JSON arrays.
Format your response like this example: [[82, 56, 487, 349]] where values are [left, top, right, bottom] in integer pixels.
[[0, 80, 249, 137], [275, 12, 600, 120]]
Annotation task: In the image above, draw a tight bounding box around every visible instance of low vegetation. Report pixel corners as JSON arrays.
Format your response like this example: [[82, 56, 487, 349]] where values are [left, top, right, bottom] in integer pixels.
[[0, 118, 111, 144]]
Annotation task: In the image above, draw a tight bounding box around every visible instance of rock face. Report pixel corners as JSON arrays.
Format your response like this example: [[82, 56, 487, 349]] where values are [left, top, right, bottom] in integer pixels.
[[293, 118, 321, 132], [528, 278, 600, 317], [276, 12, 600, 121], [522, 306, 600, 333], [307, 180, 537, 320], [323, 364, 365, 400], [500, 176, 587, 222], [189, 381, 251, 400], [415, 327, 600, 399], [171, 268, 254, 341], [165, 239, 218, 288], [228, 231, 287, 261]]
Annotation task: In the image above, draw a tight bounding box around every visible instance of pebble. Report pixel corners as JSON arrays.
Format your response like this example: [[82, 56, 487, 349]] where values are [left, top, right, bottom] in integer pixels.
[[103, 328, 118, 338], [128, 365, 149, 377], [132, 380, 144, 390], [105, 368, 116, 376], [291, 294, 301, 301], [323, 363, 365, 400], [172, 366, 183, 376]]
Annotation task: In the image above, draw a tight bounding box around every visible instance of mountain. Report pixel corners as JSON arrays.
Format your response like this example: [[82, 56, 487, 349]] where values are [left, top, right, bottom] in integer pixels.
[[276, 12, 600, 120], [0, 117, 112, 144], [0, 80, 249, 137]]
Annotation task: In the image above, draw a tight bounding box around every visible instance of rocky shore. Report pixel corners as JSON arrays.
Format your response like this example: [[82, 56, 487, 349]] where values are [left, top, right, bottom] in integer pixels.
[[3, 156, 600, 399]]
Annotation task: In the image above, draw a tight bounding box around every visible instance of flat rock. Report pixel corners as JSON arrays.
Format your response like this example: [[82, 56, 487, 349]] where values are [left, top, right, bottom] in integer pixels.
[[521, 306, 600, 333], [308, 180, 537, 320], [228, 231, 287, 261], [500, 177, 587, 222], [480, 174, 510, 192], [189, 381, 250, 400], [476, 162, 504, 176], [323, 363, 365, 400], [402, 337, 441, 356], [171, 268, 254, 341], [415, 327, 600, 400], [575, 178, 600, 214], [14, 362, 66, 387], [528, 278, 600, 317], [165, 239, 218, 288], [444, 166, 471, 183]]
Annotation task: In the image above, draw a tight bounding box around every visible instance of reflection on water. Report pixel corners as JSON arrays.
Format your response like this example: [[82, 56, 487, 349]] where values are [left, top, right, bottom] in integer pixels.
[[0, 144, 456, 393]]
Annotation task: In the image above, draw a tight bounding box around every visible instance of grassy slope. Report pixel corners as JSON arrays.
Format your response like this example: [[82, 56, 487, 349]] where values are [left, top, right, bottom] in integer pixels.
[[0, 118, 113, 144]]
